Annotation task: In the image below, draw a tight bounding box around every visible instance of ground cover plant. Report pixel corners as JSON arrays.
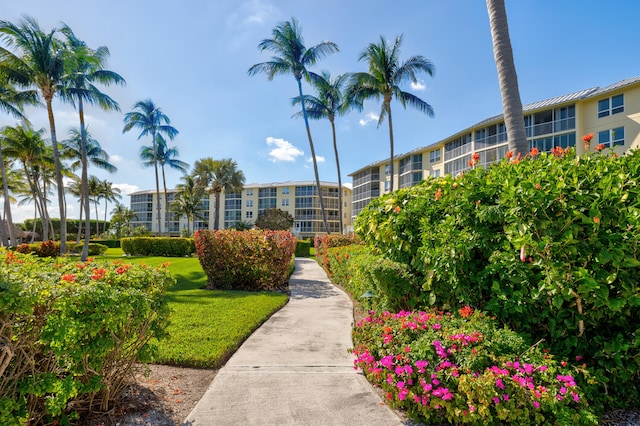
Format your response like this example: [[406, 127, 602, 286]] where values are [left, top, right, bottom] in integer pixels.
[[0, 250, 173, 425], [353, 146, 640, 411], [352, 307, 598, 425]]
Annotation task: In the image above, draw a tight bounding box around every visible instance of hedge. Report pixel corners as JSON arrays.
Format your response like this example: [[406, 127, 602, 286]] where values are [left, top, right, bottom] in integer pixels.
[[121, 237, 195, 257]]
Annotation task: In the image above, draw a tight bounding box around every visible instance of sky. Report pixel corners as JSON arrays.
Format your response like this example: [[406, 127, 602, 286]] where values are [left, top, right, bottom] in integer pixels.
[[2, 0, 639, 223]]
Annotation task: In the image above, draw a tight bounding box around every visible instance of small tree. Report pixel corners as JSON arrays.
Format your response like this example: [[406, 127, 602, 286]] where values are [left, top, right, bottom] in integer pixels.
[[255, 208, 294, 231]]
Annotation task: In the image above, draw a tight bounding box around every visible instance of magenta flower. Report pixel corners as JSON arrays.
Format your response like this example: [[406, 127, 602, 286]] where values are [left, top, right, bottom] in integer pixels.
[[533, 401, 540, 409], [495, 378, 505, 390]]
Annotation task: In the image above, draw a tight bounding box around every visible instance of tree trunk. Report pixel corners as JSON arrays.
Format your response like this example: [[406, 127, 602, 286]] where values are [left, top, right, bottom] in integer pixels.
[[486, 0, 528, 156], [297, 78, 330, 234], [330, 119, 344, 234], [152, 131, 162, 236], [386, 99, 395, 193], [0, 145, 14, 246], [162, 165, 169, 234], [46, 97, 66, 253], [78, 99, 91, 260], [213, 190, 221, 230]]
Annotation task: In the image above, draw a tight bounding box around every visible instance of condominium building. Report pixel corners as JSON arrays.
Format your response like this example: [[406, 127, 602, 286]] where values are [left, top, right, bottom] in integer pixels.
[[350, 76, 640, 219], [129, 181, 352, 238]]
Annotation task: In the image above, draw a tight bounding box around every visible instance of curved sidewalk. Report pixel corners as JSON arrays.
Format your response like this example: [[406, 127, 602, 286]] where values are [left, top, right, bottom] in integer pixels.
[[183, 257, 404, 426]]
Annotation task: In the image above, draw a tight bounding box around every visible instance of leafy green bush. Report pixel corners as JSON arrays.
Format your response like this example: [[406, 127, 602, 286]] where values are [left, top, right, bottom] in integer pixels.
[[90, 239, 121, 248], [70, 242, 108, 256], [194, 229, 296, 291], [0, 250, 174, 425], [121, 237, 195, 256], [313, 234, 361, 270], [353, 308, 598, 425], [355, 147, 640, 409], [295, 239, 312, 257]]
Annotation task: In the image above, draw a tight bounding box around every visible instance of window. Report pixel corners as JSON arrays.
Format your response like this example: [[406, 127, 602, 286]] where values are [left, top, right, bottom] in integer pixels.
[[246, 189, 253, 196], [598, 94, 624, 118], [429, 149, 441, 163], [246, 200, 253, 208], [598, 127, 625, 148], [246, 211, 253, 219], [432, 169, 441, 178], [282, 187, 290, 195], [384, 164, 391, 176], [282, 199, 289, 207]]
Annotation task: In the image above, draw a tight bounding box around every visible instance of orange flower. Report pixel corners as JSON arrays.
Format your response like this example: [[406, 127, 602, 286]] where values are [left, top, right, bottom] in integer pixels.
[[582, 133, 593, 143], [435, 188, 442, 201], [472, 152, 480, 162], [505, 151, 513, 159], [91, 268, 107, 280], [535, 183, 541, 190], [593, 216, 600, 224], [530, 147, 539, 157], [394, 206, 401, 213], [459, 306, 473, 318], [595, 144, 605, 152], [61, 273, 76, 282], [468, 160, 474, 167]]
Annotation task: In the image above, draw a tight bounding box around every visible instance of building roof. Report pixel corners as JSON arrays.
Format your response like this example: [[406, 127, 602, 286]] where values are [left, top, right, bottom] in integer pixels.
[[128, 181, 349, 197], [349, 75, 640, 176]]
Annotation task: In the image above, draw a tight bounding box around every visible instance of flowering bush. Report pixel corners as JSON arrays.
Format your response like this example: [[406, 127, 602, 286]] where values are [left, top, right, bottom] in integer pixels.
[[0, 250, 174, 425], [355, 147, 640, 409], [313, 234, 361, 270], [194, 229, 296, 291], [352, 308, 598, 425]]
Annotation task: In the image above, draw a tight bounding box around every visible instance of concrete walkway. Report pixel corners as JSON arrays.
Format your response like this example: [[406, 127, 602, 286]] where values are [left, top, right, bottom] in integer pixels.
[[183, 257, 405, 426]]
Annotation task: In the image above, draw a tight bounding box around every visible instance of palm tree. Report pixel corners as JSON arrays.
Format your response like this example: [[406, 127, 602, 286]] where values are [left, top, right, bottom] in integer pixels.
[[140, 134, 189, 233], [1, 124, 53, 240], [191, 158, 244, 231], [86, 175, 102, 236], [110, 203, 136, 238], [171, 174, 204, 236], [58, 23, 125, 259], [248, 18, 337, 234], [293, 71, 353, 234], [0, 76, 38, 246], [123, 99, 179, 235], [98, 179, 121, 235], [485, 0, 527, 156], [348, 35, 435, 192], [0, 16, 70, 252]]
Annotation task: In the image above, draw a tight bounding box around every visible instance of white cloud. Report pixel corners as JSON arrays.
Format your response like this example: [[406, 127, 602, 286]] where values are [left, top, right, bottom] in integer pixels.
[[411, 80, 426, 91], [266, 137, 304, 162], [359, 112, 379, 126], [113, 183, 140, 196], [307, 155, 325, 163], [110, 154, 123, 163]]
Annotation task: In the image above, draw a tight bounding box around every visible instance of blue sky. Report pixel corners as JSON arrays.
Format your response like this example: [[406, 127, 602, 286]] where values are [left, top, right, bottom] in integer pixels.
[[2, 0, 639, 222]]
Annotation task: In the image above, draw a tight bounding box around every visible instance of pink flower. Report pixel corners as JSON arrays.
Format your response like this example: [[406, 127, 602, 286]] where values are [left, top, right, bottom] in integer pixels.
[[533, 401, 540, 409], [496, 378, 505, 390], [503, 394, 509, 401], [493, 397, 501, 405], [573, 392, 580, 402]]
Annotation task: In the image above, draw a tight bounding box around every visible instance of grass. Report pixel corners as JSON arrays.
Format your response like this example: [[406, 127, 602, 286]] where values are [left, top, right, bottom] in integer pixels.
[[95, 249, 289, 368]]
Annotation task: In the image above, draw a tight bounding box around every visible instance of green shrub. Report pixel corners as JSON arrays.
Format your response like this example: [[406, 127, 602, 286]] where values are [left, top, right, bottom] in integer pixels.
[[313, 234, 361, 270], [90, 239, 121, 248], [33, 240, 59, 257], [194, 229, 296, 291], [70, 242, 108, 256], [0, 250, 173, 425], [121, 237, 195, 256], [295, 239, 312, 257], [353, 308, 598, 425], [355, 147, 640, 410]]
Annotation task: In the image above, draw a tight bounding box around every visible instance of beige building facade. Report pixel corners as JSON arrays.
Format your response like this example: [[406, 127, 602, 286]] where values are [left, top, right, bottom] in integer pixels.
[[350, 76, 640, 219], [129, 181, 352, 238]]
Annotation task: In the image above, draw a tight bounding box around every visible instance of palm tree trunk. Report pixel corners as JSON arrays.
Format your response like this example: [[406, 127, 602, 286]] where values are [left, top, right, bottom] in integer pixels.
[[78, 99, 91, 260], [386, 100, 395, 192], [151, 131, 162, 236], [297, 78, 330, 234], [213, 191, 221, 230], [486, 0, 528, 156], [162, 165, 169, 234], [330, 119, 344, 234], [0, 146, 15, 246], [30, 168, 49, 241], [75, 197, 83, 245], [46, 97, 67, 253]]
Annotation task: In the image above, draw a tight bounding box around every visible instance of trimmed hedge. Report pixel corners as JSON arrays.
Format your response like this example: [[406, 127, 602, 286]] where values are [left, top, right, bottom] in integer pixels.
[[70, 243, 108, 256], [295, 239, 312, 257], [194, 229, 296, 291], [0, 250, 173, 425], [355, 147, 640, 410], [121, 237, 195, 257], [90, 239, 121, 248]]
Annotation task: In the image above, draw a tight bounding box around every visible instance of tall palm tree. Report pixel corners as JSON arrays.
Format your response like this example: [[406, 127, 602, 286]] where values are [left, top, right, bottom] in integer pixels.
[[123, 99, 178, 235], [86, 175, 102, 236], [248, 18, 337, 234], [58, 23, 125, 259], [293, 71, 353, 234], [348, 35, 435, 192], [486, 0, 527, 156], [0, 76, 38, 246], [140, 134, 189, 233], [110, 203, 136, 238], [98, 179, 121, 235], [0, 16, 69, 252], [191, 158, 244, 231], [1, 124, 53, 240]]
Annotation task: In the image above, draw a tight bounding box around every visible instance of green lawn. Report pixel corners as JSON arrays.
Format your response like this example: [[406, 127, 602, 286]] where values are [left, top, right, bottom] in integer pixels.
[[96, 249, 289, 368]]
